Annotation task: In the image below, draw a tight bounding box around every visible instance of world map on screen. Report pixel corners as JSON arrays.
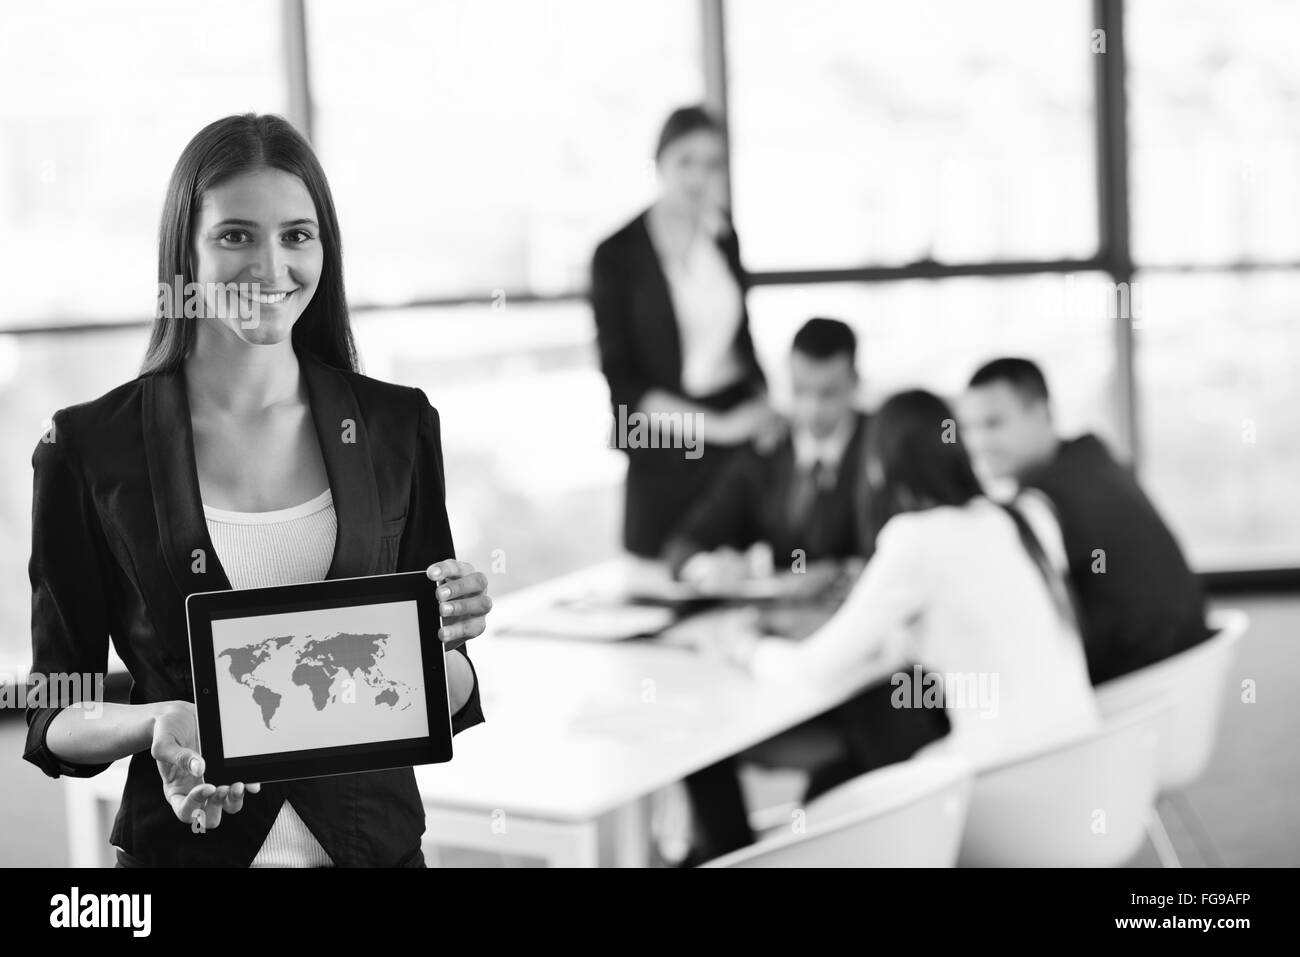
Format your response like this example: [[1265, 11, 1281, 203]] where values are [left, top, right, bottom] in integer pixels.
[[219, 631, 417, 730]]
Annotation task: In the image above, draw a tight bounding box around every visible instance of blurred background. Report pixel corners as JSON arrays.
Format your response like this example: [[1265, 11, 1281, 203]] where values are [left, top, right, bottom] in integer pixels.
[[1, 0, 1297, 865]]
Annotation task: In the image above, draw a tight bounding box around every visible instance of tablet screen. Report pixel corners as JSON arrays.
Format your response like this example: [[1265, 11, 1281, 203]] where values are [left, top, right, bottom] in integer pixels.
[[211, 599, 431, 759]]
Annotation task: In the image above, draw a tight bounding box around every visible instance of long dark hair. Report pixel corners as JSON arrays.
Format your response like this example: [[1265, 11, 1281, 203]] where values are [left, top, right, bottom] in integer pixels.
[[140, 113, 358, 375], [864, 389, 983, 534]]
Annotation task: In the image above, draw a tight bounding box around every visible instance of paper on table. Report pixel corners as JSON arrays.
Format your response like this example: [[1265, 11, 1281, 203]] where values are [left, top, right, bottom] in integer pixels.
[[497, 599, 676, 642]]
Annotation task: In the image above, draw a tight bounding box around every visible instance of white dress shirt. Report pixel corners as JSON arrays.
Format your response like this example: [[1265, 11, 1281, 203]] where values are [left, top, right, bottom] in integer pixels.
[[647, 209, 746, 397], [791, 414, 858, 475], [751, 494, 1099, 769]]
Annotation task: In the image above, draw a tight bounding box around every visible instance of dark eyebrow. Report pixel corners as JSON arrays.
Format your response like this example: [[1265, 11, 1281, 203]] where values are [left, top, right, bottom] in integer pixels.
[[210, 218, 319, 229]]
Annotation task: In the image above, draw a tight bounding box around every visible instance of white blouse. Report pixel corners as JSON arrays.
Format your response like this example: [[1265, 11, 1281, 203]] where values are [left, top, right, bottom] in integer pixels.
[[647, 211, 746, 398], [204, 487, 338, 867], [751, 495, 1100, 769]]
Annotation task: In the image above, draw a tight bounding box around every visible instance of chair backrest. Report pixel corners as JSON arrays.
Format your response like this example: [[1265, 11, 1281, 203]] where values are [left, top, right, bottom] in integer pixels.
[[957, 702, 1165, 867], [1094, 609, 1248, 792], [703, 754, 973, 868]]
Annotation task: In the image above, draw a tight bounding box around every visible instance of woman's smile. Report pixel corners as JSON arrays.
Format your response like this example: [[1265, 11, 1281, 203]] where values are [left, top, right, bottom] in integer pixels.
[[243, 286, 299, 307]]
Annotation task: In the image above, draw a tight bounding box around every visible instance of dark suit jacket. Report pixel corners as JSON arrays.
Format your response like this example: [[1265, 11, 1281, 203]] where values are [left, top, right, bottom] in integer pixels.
[[590, 209, 769, 555], [1023, 434, 1212, 684], [24, 349, 484, 866], [589, 208, 766, 418], [662, 413, 873, 573]]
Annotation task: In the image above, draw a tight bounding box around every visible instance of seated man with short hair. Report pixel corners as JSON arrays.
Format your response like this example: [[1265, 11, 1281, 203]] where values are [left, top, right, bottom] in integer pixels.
[[960, 357, 1212, 684], [666, 320, 949, 864], [661, 317, 872, 587]]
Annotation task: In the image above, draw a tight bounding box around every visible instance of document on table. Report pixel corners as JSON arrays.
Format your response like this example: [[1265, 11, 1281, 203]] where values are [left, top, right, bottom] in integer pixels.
[[496, 598, 677, 642]]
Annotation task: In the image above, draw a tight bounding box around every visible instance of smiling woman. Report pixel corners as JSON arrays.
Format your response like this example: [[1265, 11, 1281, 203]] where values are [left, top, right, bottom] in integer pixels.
[[141, 115, 352, 374], [23, 114, 493, 868]]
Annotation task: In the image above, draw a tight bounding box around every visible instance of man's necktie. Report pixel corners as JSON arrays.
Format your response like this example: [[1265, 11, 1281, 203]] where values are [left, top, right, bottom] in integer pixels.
[[787, 459, 832, 537]]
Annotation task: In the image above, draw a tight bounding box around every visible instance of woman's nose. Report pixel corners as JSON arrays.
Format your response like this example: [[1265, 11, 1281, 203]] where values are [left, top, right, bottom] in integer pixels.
[[249, 243, 288, 284]]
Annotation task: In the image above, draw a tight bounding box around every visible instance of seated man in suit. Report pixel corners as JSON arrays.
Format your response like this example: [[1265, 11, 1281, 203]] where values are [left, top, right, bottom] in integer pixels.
[[959, 357, 1212, 685], [661, 316, 871, 589], [666, 319, 949, 864]]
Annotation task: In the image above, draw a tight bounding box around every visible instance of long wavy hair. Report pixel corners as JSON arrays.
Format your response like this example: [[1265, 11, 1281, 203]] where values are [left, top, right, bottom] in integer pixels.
[[140, 113, 358, 375]]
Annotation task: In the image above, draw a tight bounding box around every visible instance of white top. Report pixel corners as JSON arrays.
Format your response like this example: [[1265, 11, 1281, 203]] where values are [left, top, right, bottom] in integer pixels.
[[647, 212, 746, 397], [204, 487, 337, 868], [751, 495, 1099, 769]]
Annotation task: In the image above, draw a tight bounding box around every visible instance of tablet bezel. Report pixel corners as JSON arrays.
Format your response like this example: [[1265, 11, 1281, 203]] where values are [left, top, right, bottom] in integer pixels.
[[186, 570, 452, 786]]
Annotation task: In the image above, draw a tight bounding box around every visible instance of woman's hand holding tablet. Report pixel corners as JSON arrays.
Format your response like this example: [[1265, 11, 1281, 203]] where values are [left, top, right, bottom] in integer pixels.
[[428, 559, 492, 651], [150, 700, 260, 832]]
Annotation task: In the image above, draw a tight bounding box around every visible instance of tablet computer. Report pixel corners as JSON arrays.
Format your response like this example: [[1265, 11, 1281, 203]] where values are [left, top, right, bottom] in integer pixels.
[[186, 571, 453, 786]]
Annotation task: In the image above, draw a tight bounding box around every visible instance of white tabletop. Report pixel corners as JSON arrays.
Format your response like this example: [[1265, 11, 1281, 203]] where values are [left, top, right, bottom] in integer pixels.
[[414, 558, 894, 822]]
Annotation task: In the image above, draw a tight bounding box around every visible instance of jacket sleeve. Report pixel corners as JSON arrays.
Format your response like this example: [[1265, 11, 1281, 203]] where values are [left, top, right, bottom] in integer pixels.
[[660, 447, 763, 574], [398, 390, 485, 736], [24, 408, 114, 778], [590, 239, 652, 415]]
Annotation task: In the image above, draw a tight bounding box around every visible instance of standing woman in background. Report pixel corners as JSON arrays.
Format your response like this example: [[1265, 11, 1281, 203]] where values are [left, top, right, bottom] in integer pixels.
[[590, 106, 780, 558]]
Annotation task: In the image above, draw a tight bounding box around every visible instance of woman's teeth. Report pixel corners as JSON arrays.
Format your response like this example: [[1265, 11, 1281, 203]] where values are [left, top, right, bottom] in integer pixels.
[[253, 290, 292, 304]]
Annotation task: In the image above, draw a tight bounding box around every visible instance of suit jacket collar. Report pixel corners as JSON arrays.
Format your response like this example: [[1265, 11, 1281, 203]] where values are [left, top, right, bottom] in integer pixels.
[[635, 209, 682, 388], [143, 349, 383, 597], [791, 411, 860, 472]]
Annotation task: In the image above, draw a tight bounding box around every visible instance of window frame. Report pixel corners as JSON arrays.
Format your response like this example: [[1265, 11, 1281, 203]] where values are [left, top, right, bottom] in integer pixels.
[[8, 0, 1291, 582]]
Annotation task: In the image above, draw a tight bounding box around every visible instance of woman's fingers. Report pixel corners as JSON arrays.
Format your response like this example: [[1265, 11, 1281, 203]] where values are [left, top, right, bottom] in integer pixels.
[[438, 615, 487, 647], [438, 593, 492, 621], [154, 739, 204, 780], [426, 559, 474, 583], [224, 782, 246, 815], [433, 570, 488, 602], [427, 560, 490, 650], [165, 781, 259, 829], [170, 783, 216, 824]]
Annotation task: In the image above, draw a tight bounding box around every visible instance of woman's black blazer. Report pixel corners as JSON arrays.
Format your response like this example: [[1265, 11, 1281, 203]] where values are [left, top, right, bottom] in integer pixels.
[[24, 349, 485, 867], [589, 208, 766, 417]]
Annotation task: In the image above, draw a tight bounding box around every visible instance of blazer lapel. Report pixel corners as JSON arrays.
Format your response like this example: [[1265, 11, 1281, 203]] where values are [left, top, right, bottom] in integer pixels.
[[144, 352, 384, 598], [298, 351, 383, 581], [636, 210, 683, 389], [143, 366, 233, 596]]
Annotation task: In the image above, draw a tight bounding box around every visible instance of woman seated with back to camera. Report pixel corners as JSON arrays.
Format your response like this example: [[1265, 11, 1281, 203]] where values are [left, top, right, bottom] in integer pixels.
[[720, 389, 1100, 773]]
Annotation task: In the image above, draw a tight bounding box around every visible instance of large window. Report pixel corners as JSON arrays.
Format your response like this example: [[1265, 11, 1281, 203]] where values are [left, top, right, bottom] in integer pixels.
[[357, 301, 622, 586], [1, 1, 1296, 678], [0, 326, 152, 674], [1129, 0, 1300, 568], [0, 0, 287, 328], [1135, 273, 1300, 569], [746, 276, 1121, 448], [307, 0, 703, 305], [1129, 0, 1300, 266], [726, 0, 1098, 271]]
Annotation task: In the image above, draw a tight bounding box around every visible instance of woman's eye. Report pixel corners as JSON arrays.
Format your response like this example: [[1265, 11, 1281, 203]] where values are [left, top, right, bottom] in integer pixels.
[[218, 230, 251, 245], [284, 229, 315, 244]]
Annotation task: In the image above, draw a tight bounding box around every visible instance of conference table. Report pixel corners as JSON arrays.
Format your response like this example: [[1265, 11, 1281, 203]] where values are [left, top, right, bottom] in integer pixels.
[[62, 557, 893, 867], [413, 557, 892, 866]]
